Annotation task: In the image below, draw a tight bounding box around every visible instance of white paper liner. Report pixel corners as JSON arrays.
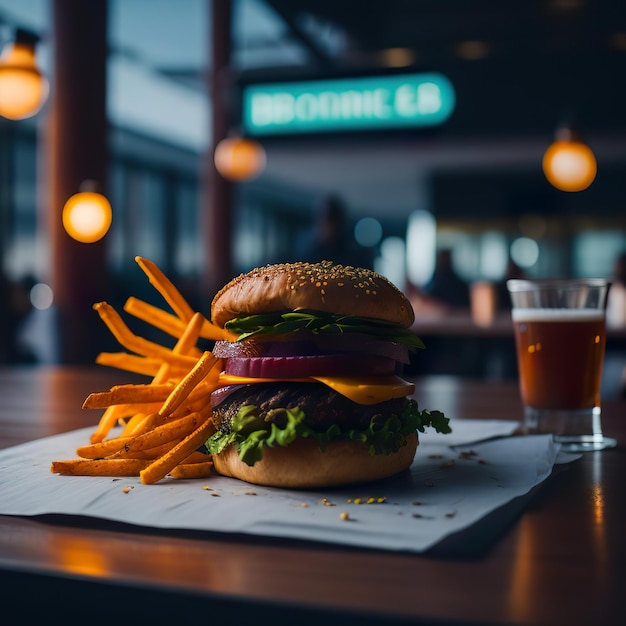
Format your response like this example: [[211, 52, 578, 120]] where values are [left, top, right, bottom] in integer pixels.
[[0, 419, 563, 553]]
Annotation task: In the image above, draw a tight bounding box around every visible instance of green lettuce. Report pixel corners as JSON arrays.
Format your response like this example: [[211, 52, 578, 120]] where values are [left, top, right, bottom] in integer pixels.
[[224, 310, 425, 349], [205, 401, 450, 466]]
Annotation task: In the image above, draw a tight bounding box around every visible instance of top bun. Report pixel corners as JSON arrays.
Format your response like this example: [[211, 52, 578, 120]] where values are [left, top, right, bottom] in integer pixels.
[[211, 260, 415, 328]]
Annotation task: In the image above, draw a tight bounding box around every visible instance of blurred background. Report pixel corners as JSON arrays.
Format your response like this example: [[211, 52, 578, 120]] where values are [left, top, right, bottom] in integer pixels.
[[0, 0, 625, 386]]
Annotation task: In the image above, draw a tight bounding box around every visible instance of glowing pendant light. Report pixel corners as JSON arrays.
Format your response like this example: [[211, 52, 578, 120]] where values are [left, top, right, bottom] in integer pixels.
[[0, 28, 49, 120], [214, 136, 266, 181], [62, 181, 112, 243], [542, 126, 597, 192]]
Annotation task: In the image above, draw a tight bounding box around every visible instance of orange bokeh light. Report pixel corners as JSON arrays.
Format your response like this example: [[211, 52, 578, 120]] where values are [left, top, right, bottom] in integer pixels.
[[542, 140, 597, 192], [214, 137, 266, 181], [0, 41, 49, 120], [62, 191, 112, 243]]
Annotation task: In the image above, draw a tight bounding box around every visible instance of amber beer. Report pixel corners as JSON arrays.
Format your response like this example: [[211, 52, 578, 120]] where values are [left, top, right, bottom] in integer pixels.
[[512, 309, 606, 410]]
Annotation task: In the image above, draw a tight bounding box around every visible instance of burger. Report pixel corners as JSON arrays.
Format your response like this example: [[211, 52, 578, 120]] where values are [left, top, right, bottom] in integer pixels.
[[206, 260, 450, 488]]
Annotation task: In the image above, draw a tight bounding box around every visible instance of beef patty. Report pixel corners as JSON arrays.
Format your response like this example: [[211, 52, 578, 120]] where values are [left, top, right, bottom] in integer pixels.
[[211, 382, 409, 434]]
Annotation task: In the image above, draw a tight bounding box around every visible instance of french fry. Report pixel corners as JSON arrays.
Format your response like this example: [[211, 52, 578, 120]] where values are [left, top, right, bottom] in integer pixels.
[[140, 416, 215, 484], [90, 404, 152, 444], [100, 401, 163, 417], [90, 402, 164, 444], [157, 351, 218, 417], [169, 462, 213, 479], [93, 302, 198, 367], [82, 383, 175, 409], [120, 411, 161, 438], [121, 380, 213, 438], [151, 312, 206, 384], [124, 295, 236, 343], [51, 458, 151, 477], [171, 312, 206, 356], [111, 436, 186, 460], [120, 411, 151, 436], [76, 437, 133, 460], [169, 394, 213, 420], [135, 256, 195, 323], [124, 296, 191, 340], [121, 411, 203, 453], [95, 352, 166, 377]]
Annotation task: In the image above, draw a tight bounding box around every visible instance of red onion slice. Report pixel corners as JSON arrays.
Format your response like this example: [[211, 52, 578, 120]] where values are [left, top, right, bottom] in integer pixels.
[[223, 354, 397, 378]]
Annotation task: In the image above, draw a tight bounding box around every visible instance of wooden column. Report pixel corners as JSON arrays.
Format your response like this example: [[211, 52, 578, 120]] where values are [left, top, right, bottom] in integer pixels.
[[47, 0, 109, 363], [203, 0, 234, 301]]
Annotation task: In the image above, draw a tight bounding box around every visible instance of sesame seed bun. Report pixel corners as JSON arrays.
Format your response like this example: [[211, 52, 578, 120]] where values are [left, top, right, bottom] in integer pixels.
[[212, 433, 418, 489], [211, 260, 415, 328]]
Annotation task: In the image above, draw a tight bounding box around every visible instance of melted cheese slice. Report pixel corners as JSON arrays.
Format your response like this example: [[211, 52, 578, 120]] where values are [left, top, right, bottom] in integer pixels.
[[216, 373, 414, 405]]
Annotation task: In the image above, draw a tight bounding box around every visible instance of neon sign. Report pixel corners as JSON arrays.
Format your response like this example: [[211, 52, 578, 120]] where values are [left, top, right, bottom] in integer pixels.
[[242, 73, 455, 135]]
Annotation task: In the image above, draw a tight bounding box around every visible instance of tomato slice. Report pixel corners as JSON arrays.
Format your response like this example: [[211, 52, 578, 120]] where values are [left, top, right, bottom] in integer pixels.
[[223, 354, 397, 378]]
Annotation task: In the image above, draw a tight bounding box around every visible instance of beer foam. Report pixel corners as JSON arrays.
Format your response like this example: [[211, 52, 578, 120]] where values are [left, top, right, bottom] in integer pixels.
[[511, 308, 605, 322]]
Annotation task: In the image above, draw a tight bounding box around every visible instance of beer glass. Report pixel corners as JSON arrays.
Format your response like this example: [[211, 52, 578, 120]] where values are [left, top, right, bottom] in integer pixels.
[[507, 278, 616, 452]]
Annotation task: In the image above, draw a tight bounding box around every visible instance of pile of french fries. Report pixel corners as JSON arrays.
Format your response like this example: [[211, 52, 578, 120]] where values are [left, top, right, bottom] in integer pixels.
[[50, 256, 236, 484]]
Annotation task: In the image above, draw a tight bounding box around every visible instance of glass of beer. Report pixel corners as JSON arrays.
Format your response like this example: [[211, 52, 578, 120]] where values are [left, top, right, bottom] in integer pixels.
[[507, 278, 616, 452]]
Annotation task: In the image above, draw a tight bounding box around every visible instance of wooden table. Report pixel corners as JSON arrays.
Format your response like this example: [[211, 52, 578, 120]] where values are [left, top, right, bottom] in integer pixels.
[[1, 366, 624, 625]]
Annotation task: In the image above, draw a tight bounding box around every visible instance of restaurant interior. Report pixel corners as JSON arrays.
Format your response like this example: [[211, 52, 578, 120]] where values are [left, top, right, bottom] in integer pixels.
[[0, 0, 625, 383], [2, 3, 626, 624]]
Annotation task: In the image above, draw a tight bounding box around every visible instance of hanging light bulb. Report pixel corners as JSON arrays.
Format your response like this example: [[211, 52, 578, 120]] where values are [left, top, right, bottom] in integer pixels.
[[62, 181, 112, 243], [542, 126, 597, 192], [214, 136, 266, 181], [0, 28, 49, 120]]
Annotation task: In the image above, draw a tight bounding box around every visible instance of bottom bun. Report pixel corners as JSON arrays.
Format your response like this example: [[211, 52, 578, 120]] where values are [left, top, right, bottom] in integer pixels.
[[212, 433, 418, 488]]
